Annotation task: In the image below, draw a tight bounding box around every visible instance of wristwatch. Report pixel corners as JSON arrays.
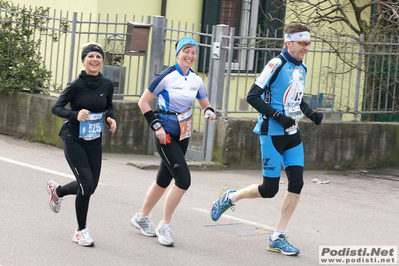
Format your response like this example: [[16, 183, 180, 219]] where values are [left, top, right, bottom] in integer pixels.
[[152, 121, 162, 131]]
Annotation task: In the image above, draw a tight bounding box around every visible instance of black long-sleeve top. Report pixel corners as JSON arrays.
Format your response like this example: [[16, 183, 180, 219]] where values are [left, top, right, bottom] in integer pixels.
[[246, 83, 314, 118], [52, 71, 115, 141]]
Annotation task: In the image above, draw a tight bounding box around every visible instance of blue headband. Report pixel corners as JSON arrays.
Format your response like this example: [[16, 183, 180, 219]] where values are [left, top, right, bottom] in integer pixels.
[[175, 36, 198, 57]]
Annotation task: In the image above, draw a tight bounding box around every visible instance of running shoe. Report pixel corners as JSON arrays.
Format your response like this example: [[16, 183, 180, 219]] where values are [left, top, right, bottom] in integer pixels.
[[131, 213, 156, 237], [72, 227, 94, 247], [210, 187, 236, 221], [267, 234, 300, 255], [46, 180, 63, 213], [155, 221, 173, 246]]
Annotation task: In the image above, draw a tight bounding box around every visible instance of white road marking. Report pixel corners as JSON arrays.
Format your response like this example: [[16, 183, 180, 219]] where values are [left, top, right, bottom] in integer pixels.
[[193, 207, 275, 231], [0, 156, 105, 185]]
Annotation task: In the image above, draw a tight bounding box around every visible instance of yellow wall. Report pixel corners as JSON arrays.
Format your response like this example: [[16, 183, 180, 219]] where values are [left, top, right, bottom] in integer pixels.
[[9, 0, 204, 97], [165, 0, 203, 27], [10, 0, 202, 24], [10, 0, 98, 14]]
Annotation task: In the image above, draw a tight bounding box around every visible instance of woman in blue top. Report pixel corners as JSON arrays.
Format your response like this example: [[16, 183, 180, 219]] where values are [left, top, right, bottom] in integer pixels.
[[131, 36, 216, 246]]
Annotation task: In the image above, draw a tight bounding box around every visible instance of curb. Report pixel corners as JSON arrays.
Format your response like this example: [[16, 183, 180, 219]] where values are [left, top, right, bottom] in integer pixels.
[[127, 161, 226, 171]]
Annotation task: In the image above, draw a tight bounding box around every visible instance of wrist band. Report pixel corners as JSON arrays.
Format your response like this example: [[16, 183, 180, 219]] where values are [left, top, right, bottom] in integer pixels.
[[203, 106, 215, 115], [143, 110, 162, 131], [149, 119, 162, 131]]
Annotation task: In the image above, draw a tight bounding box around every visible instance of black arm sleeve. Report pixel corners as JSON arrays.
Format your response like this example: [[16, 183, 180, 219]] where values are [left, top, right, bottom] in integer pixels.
[[246, 84, 277, 118], [51, 84, 79, 121], [300, 98, 314, 119]]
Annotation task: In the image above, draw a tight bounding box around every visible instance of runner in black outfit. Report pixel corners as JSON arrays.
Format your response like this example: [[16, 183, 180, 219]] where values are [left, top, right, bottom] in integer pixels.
[[47, 43, 117, 247]]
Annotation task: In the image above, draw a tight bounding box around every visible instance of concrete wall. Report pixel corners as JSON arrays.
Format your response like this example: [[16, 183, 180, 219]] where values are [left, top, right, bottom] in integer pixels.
[[0, 92, 147, 154], [1, 92, 398, 169], [214, 117, 399, 169]]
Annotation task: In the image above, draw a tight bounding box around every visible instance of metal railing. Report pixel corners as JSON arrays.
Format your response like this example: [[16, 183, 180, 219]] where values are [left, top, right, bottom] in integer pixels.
[[1, 6, 398, 160], [2, 6, 397, 119], [1, 4, 150, 97]]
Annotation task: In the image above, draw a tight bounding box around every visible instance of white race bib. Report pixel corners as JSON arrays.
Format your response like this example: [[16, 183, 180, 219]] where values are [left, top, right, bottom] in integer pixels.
[[79, 113, 103, 141]]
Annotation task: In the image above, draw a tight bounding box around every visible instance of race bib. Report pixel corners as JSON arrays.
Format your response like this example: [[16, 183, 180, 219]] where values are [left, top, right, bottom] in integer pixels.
[[177, 109, 192, 141], [284, 103, 303, 135], [283, 71, 305, 135], [79, 113, 103, 141]]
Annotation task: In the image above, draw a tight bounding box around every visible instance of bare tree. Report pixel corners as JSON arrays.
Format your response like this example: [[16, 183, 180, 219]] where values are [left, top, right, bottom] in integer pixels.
[[266, 0, 399, 120], [285, 0, 399, 37]]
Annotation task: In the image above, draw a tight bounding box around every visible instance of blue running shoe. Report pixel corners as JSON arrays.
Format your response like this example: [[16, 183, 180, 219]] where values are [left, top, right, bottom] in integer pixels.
[[267, 234, 300, 255], [210, 187, 236, 221]]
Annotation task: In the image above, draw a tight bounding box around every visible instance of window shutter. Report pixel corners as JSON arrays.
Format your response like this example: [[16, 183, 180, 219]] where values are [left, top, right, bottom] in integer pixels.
[[199, 0, 222, 72]]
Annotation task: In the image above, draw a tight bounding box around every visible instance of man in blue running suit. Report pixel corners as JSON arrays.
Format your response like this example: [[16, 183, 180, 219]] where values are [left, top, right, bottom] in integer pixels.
[[210, 22, 323, 256]]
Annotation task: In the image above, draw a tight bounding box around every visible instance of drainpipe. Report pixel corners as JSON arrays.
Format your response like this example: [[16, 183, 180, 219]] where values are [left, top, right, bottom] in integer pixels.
[[161, 0, 167, 16]]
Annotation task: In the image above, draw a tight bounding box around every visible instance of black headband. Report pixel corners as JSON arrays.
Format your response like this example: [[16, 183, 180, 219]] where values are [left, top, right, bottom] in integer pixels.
[[81, 44, 104, 61]]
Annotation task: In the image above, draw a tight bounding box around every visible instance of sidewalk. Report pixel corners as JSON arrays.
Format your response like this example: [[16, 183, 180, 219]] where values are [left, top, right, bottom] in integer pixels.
[[103, 152, 227, 171], [105, 152, 399, 179]]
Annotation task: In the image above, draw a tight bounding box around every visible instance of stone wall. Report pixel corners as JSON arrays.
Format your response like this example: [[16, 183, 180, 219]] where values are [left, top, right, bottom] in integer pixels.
[[1, 92, 398, 169], [214, 117, 399, 169], [0, 92, 147, 154]]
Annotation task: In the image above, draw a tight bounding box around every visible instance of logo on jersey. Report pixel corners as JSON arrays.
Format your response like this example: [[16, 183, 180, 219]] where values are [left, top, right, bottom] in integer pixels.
[[190, 87, 197, 91], [262, 158, 275, 171], [266, 62, 278, 73], [284, 83, 303, 104]]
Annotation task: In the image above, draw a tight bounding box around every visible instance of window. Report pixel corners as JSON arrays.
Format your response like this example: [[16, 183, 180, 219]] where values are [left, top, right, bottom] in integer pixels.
[[200, 0, 258, 72], [200, 0, 285, 73]]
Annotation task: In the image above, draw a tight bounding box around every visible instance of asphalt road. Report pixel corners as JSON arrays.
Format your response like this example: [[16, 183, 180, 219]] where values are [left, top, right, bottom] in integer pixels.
[[0, 134, 398, 266]]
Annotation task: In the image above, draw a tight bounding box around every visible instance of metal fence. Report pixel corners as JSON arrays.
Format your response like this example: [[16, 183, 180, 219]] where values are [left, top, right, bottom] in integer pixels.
[[219, 30, 399, 122], [2, 6, 397, 117], [1, 5, 398, 160], [0, 4, 150, 97]]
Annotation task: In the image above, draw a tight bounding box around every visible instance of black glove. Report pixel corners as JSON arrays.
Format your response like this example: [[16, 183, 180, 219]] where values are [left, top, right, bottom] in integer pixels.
[[273, 111, 296, 130], [310, 112, 323, 125]]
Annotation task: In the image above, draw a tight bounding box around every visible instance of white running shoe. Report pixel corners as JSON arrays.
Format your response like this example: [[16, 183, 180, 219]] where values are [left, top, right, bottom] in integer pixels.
[[46, 180, 63, 213], [72, 227, 94, 247], [131, 213, 156, 237], [155, 221, 174, 246]]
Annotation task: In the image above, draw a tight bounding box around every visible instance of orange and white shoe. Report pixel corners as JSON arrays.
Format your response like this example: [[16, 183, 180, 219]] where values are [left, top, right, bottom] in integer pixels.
[[46, 180, 63, 213], [72, 227, 94, 247]]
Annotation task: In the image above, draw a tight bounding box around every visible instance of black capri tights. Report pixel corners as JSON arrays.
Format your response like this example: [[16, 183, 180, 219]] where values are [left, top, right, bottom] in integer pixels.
[[154, 133, 191, 190]]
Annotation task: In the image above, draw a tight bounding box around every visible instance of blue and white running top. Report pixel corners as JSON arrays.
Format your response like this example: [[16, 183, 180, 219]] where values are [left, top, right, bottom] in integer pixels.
[[148, 63, 208, 136], [253, 49, 308, 136]]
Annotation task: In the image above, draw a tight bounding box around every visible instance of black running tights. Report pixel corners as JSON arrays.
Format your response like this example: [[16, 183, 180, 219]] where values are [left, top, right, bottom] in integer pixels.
[[59, 138, 102, 230]]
